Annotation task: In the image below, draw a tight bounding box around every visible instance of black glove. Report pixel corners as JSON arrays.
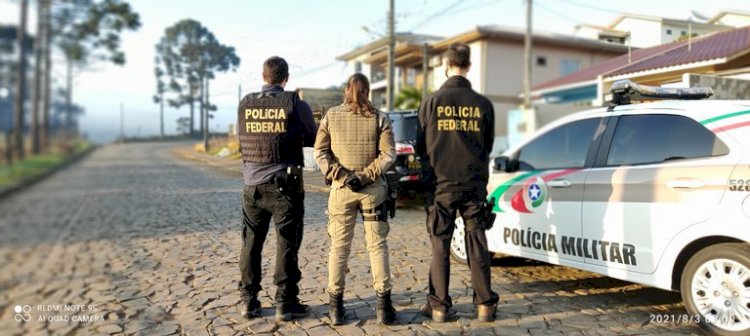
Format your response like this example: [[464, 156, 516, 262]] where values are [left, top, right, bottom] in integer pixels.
[[482, 198, 497, 230], [344, 174, 365, 192]]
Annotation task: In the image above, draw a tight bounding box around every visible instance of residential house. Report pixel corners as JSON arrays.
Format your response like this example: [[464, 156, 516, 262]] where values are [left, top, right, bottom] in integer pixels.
[[573, 13, 732, 48], [708, 10, 750, 28], [346, 25, 630, 151], [336, 33, 442, 108], [532, 25, 750, 107]]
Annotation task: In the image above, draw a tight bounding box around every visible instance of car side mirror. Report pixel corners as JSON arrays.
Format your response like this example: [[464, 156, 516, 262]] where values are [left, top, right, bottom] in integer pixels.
[[493, 156, 516, 173]]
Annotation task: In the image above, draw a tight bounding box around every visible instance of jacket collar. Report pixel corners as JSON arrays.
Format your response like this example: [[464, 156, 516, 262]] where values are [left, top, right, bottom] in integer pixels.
[[440, 75, 472, 89], [261, 84, 284, 94]]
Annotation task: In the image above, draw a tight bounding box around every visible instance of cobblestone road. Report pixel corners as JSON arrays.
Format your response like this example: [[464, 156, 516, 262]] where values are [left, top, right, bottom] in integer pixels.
[[0, 143, 706, 335]]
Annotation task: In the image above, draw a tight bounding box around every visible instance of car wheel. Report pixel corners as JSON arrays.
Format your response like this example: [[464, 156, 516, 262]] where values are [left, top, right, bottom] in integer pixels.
[[681, 242, 750, 336], [450, 218, 468, 264]]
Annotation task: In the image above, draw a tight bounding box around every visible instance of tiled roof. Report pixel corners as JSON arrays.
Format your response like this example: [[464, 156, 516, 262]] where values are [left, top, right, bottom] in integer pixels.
[[533, 26, 750, 92], [532, 42, 683, 91], [608, 26, 750, 76]]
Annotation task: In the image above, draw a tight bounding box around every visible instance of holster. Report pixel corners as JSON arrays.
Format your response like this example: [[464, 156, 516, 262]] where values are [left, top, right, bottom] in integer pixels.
[[481, 198, 497, 230], [464, 197, 497, 231], [274, 165, 303, 192], [386, 180, 399, 219]]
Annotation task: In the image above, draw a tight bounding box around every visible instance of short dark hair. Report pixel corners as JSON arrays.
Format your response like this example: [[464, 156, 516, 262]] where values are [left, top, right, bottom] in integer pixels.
[[445, 43, 471, 68], [263, 56, 289, 85]]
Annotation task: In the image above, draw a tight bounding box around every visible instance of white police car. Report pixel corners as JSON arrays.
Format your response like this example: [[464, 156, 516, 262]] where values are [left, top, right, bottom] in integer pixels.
[[450, 80, 750, 335]]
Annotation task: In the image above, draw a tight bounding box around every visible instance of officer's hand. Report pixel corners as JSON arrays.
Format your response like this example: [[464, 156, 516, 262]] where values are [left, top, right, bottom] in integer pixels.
[[344, 174, 365, 192], [355, 173, 373, 186], [336, 167, 352, 182]]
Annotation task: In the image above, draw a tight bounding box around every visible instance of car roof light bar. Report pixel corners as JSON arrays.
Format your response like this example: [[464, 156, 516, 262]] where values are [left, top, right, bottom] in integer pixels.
[[606, 79, 713, 110]]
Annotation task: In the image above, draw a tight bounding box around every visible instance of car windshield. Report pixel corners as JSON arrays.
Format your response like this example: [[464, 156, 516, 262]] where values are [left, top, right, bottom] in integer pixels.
[[390, 113, 419, 142]]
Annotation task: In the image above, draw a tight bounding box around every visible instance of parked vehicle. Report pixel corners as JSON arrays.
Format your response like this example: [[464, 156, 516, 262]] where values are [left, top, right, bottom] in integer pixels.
[[386, 111, 429, 196], [450, 80, 750, 335]]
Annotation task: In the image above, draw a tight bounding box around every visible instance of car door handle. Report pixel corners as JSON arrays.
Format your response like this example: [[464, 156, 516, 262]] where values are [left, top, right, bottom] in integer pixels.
[[667, 179, 705, 190], [548, 179, 572, 188]]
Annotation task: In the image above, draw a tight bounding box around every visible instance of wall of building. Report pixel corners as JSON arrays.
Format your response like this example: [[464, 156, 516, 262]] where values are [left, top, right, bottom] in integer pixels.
[[612, 17, 663, 48], [687, 74, 750, 99], [660, 23, 716, 45], [430, 40, 484, 92], [714, 14, 750, 28], [572, 26, 602, 40]]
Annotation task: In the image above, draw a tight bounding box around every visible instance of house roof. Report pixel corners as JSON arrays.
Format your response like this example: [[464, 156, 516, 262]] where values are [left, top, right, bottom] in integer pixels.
[[574, 24, 630, 37], [708, 9, 750, 24], [532, 42, 681, 92], [608, 26, 750, 76], [336, 33, 442, 61], [532, 26, 750, 93], [431, 25, 632, 53], [609, 13, 728, 30], [608, 13, 663, 28]]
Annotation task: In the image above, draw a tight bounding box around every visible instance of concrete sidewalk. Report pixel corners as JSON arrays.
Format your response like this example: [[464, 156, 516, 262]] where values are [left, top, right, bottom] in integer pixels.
[[172, 146, 330, 192]]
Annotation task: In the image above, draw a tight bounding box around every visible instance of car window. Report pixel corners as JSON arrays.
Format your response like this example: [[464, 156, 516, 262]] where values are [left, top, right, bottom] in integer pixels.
[[606, 114, 729, 166], [517, 118, 600, 171], [390, 114, 418, 142]]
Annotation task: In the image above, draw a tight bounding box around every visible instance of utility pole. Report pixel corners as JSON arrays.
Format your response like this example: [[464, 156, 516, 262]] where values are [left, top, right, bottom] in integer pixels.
[[386, 0, 395, 112], [13, 0, 29, 161], [238, 84, 242, 103], [199, 77, 205, 136], [159, 93, 164, 140], [422, 43, 430, 101], [688, 16, 693, 52], [203, 77, 209, 152], [522, 0, 533, 108], [120, 103, 124, 142]]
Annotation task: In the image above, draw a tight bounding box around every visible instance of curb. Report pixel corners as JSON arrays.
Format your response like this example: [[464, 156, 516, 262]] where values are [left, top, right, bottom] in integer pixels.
[[172, 148, 330, 193], [0, 146, 97, 201]]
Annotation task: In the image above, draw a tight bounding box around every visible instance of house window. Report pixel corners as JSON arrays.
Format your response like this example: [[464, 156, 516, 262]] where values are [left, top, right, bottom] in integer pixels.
[[681, 30, 687, 36], [536, 56, 547, 67], [354, 61, 362, 74], [406, 68, 416, 86], [666, 29, 672, 35], [560, 59, 581, 76]]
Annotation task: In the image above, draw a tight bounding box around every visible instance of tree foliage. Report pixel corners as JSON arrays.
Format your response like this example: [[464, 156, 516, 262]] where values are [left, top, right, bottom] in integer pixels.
[[157, 19, 240, 105], [54, 0, 141, 67], [156, 19, 240, 133], [176, 116, 190, 134], [394, 86, 423, 110]]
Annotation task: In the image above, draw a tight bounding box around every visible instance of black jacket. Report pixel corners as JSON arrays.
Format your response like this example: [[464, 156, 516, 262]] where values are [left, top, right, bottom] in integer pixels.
[[416, 76, 495, 193]]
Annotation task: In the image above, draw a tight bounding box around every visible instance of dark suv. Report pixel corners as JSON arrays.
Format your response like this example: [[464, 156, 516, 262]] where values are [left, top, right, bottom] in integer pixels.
[[386, 111, 427, 196]]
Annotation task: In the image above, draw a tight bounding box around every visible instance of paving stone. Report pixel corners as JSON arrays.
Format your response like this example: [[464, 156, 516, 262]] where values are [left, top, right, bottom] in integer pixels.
[[96, 324, 123, 334], [0, 143, 708, 336]]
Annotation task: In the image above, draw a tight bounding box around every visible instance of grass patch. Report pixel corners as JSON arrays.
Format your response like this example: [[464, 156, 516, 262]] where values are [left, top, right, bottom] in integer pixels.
[[0, 142, 92, 188]]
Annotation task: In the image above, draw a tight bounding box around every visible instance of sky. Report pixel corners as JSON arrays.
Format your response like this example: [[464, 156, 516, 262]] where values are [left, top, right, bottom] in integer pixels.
[[1, 0, 749, 143]]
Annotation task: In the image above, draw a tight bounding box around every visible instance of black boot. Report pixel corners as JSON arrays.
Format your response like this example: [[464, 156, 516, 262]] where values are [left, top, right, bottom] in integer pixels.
[[275, 301, 309, 322], [376, 291, 397, 325], [329, 292, 345, 326], [239, 296, 261, 319]]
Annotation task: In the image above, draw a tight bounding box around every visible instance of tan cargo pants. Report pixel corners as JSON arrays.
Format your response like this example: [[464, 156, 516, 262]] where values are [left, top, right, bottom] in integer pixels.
[[326, 180, 392, 295]]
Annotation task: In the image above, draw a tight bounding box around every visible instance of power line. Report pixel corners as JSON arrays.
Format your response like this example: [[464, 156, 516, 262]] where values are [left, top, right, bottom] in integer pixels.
[[294, 61, 341, 78], [535, 1, 580, 25], [409, 0, 465, 31], [559, 0, 621, 15]]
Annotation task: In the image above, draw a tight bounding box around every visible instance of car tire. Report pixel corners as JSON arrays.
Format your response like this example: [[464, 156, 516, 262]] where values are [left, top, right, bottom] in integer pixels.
[[680, 242, 750, 336], [450, 218, 468, 264]]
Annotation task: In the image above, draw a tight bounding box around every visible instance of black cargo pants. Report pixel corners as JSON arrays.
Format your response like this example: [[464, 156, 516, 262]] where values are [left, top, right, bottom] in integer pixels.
[[425, 189, 499, 310], [238, 176, 304, 305]]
